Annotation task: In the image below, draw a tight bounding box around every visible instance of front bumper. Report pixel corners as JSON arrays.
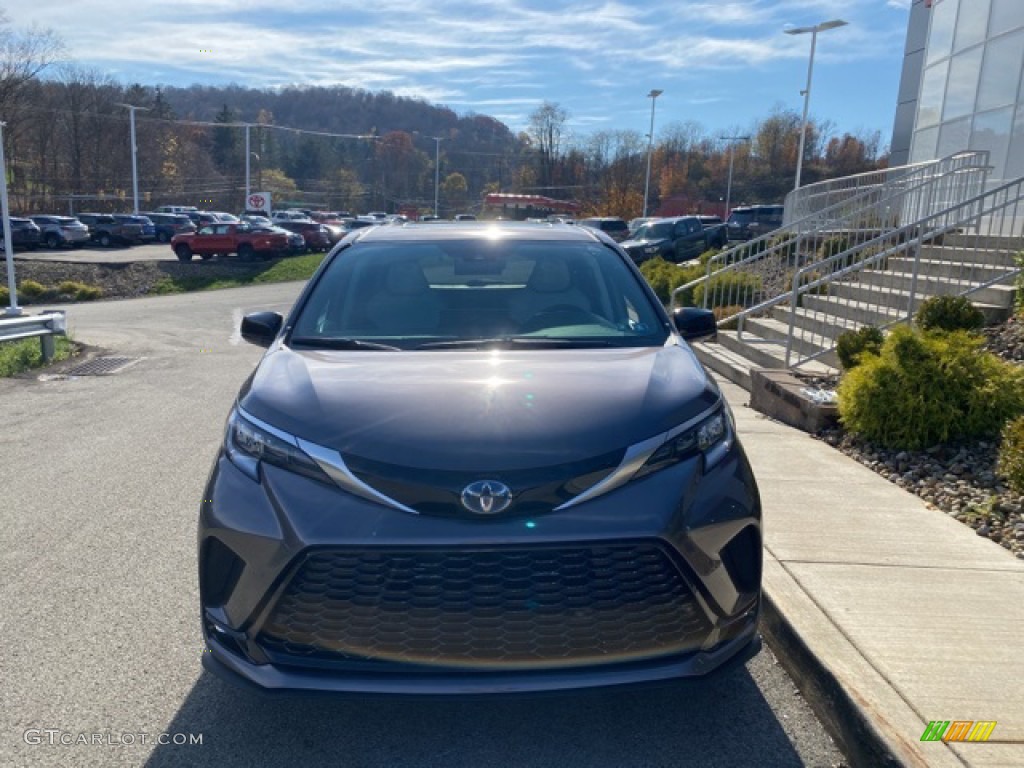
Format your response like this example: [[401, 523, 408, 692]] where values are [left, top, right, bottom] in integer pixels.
[[198, 439, 762, 694]]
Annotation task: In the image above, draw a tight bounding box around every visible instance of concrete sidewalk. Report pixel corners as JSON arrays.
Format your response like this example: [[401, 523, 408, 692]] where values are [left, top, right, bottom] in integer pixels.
[[716, 377, 1024, 768]]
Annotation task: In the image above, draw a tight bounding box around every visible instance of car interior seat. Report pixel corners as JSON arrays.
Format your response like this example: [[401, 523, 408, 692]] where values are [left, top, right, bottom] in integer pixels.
[[365, 260, 443, 335]]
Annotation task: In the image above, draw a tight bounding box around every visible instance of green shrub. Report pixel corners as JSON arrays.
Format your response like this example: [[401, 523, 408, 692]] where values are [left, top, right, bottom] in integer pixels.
[[692, 272, 763, 309], [915, 295, 985, 333], [639, 258, 703, 305], [836, 326, 884, 370], [818, 235, 849, 260], [55, 280, 103, 301], [18, 279, 46, 298], [838, 325, 1024, 449], [0, 286, 8, 305], [997, 416, 1024, 494]]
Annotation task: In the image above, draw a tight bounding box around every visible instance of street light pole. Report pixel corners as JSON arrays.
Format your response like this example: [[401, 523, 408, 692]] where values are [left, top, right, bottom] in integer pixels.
[[116, 103, 150, 213], [432, 137, 442, 217], [245, 124, 251, 201], [642, 89, 663, 218], [1, 120, 22, 315], [719, 135, 750, 220], [786, 19, 847, 191]]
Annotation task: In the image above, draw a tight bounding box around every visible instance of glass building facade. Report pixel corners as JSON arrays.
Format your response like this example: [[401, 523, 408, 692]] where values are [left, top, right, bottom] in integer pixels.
[[893, 0, 1024, 182]]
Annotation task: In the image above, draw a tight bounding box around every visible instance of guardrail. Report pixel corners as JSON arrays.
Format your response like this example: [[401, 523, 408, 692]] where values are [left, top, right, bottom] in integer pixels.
[[0, 311, 67, 361]]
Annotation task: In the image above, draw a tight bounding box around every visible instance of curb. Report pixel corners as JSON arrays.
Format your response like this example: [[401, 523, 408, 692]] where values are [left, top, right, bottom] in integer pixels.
[[761, 588, 905, 768]]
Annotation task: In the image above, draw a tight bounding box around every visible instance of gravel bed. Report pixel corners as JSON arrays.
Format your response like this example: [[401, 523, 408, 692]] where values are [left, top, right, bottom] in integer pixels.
[[9, 259, 272, 302], [807, 318, 1024, 559]]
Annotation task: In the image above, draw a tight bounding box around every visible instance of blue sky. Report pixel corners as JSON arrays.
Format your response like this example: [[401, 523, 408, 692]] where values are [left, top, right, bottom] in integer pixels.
[[5, 0, 913, 148]]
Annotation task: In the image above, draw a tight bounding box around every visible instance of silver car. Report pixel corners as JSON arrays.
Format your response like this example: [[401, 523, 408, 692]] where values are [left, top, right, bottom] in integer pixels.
[[30, 215, 91, 249]]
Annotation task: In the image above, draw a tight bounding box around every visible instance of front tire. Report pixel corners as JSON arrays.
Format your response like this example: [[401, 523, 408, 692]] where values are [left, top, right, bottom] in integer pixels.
[[175, 244, 193, 262], [45, 233, 61, 249], [238, 244, 255, 262], [98, 233, 113, 248]]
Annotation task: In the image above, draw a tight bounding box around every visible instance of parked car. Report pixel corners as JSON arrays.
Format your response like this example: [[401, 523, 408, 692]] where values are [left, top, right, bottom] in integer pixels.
[[619, 215, 724, 264], [187, 211, 239, 228], [75, 213, 141, 246], [155, 205, 199, 215], [628, 217, 657, 236], [242, 216, 307, 255], [113, 214, 157, 243], [144, 212, 197, 243], [199, 221, 762, 694], [0, 217, 42, 251], [696, 215, 729, 248], [275, 220, 332, 252], [170, 222, 290, 262], [453, 213, 477, 221], [30, 215, 91, 249], [577, 216, 630, 242], [271, 210, 310, 222], [725, 205, 784, 241]]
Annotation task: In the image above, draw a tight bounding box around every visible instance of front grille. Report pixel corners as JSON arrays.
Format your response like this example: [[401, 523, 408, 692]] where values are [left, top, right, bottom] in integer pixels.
[[258, 543, 711, 669]]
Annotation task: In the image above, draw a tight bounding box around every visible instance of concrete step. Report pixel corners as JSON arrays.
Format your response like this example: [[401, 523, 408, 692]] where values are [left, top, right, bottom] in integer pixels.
[[801, 292, 914, 327], [939, 233, 1023, 250], [826, 281, 1013, 323], [887, 256, 1015, 281], [770, 305, 905, 342], [690, 339, 755, 391], [918, 244, 1019, 266], [744, 316, 841, 368], [717, 327, 790, 370], [853, 269, 1016, 308]]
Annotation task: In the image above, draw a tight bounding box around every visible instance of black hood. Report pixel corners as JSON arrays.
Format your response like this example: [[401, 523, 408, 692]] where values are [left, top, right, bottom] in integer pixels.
[[621, 237, 669, 250], [239, 345, 720, 472]]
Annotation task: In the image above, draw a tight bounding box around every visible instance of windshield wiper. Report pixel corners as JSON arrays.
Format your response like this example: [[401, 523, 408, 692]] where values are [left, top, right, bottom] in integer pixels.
[[416, 337, 621, 350], [290, 336, 400, 351]]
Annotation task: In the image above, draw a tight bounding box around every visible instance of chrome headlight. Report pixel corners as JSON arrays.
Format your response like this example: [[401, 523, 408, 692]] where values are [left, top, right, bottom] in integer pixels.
[[643, 245, 659, 254], [224, 407, 332, 485], [632, 407, 731, 481], [554, 403, 734, 511]]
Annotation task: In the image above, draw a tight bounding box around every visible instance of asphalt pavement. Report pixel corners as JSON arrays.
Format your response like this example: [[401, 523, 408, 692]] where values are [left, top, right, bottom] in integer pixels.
[[0, 284, 847, 768]]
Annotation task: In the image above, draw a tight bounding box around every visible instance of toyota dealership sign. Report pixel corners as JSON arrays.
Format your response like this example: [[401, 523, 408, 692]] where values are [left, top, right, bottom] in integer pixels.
[[246, 192, 271, 214]]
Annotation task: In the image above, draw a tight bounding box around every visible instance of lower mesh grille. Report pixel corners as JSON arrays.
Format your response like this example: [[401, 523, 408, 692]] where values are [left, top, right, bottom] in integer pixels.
[[257, 543, 711, 669]]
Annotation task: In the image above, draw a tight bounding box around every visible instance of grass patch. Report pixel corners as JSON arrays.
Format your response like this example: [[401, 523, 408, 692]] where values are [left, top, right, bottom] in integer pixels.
[[150, 253, 327, 295], [0, 336, 76, 378]]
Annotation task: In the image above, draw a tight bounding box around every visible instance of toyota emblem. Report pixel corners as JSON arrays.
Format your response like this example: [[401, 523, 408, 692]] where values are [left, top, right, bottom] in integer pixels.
[[460, 480, 513, 515]]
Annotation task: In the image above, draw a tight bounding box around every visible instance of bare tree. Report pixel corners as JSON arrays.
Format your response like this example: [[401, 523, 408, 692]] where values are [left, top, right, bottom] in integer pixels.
[[0, 11, 63, 117], [527, 101, 569, 192]]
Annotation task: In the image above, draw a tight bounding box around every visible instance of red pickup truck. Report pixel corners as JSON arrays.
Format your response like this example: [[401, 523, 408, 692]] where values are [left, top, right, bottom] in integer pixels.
[[170, 222, 290, 262]]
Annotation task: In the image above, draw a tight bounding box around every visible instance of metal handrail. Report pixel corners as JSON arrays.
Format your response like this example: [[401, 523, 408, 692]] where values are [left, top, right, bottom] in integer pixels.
[[782, 154, 975, 225], [779, 174, 1024, 368], [671, 152, 991, 314]]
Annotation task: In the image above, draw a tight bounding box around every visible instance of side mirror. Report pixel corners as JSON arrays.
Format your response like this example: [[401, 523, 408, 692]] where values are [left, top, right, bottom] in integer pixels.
[[240, 311, 283, 348], [672, 307, 717, 342]]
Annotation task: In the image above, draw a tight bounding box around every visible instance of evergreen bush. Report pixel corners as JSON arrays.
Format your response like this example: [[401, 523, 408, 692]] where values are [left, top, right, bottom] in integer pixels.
[[915, 295, 985, 333], [997, 416, 1024, 494], [836, 326, 884, 370], [837, 325, 1024, 449]]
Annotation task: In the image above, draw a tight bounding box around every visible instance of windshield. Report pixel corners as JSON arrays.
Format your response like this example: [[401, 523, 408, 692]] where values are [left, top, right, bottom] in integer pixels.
[[289, 238, 668, 350], [727, 211, 754, 225], [634, 221, 674, 240]]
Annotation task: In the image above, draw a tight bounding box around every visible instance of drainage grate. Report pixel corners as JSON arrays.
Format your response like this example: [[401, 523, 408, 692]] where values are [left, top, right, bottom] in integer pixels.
[[64, 356, 141, 376]]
